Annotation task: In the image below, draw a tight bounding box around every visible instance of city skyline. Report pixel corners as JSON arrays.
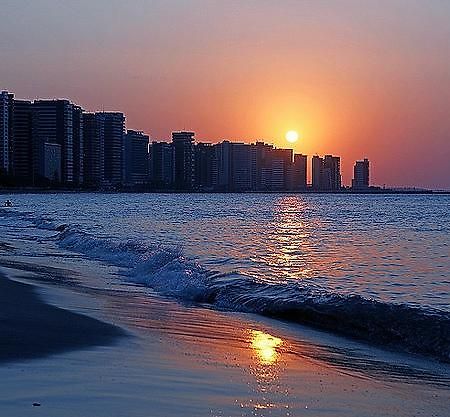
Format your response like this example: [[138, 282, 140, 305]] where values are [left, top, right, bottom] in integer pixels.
[[1, 1, 450, 189], [3, 87, 447, 191], [1, 88, 379, 192]]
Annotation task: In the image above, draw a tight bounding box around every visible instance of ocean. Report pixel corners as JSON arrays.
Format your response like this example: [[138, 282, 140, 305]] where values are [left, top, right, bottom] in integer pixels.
[[1, 192, 449, 362]]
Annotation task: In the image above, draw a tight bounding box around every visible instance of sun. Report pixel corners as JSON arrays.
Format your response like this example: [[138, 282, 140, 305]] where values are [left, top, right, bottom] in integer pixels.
[[285, 130, 299, 143]]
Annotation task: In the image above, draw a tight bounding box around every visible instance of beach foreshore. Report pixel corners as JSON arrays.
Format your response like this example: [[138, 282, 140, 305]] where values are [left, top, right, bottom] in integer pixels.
[[0, 262, 449, 417], [0, 272, 125, 363]]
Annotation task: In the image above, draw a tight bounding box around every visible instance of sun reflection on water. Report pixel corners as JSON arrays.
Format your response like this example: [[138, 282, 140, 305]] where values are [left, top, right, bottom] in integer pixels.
[[250, 330, 283, 365]]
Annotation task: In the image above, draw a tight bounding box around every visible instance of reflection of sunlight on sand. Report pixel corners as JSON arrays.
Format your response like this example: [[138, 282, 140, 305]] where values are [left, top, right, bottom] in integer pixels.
[[250, 330, 283, 365], [243, 329, 289, 414]]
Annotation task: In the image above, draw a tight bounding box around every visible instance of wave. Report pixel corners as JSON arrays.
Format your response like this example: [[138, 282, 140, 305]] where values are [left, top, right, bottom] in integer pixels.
[[2, 207, 450, 362], [0, 207, 60, 231], [55, 228, 450, 363]]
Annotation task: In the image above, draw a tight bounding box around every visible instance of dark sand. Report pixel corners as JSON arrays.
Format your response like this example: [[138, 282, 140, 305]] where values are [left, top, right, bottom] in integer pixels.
[[0, 273, 124, 363]]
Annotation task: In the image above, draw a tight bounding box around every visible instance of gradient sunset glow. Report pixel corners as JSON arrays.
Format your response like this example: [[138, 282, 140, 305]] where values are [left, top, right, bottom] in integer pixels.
[[1, 0, 450, 188]]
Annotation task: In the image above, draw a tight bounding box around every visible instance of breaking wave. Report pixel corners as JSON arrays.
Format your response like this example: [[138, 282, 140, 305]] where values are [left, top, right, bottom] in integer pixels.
[[2, 207, 450, 362], [56, 226, 450, 363]]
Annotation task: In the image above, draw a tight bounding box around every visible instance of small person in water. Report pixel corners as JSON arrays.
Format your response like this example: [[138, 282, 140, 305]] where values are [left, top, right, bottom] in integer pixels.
[[4, 200, 13, 207]]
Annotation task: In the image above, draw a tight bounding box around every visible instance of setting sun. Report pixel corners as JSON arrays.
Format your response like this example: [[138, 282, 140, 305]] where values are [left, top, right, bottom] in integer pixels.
[[285, 130, 299, 143]]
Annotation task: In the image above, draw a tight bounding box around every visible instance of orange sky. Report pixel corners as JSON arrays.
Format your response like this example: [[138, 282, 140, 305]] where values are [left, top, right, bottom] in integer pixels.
[[1, 0, 450, 188]]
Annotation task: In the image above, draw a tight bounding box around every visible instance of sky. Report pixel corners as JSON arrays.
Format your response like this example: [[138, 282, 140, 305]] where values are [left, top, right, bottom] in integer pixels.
[[1, 0, 450, 188]]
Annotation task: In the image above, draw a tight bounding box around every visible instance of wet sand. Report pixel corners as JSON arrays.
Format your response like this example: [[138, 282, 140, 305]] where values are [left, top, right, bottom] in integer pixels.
[[0, 272, 124, 363], [0, 262, 449, 417]]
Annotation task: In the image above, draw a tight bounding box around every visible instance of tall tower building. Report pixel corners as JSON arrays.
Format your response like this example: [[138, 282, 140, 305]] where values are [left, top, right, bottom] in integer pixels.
[[149, 141, 174, 188], [312, 155, 341, 191], [83, 112, 105, 188], [323, 155, 341, 190], [0, 91, 14, 176], [271, 148, 293, 191], [103, 112, 125, 186], [231, 143, 253, 191], [312, 155, 323, 190], [254, 141, 273, 191], [72, 105, 84, 186], [172, 131, 195, 190], [12, 100, 33, 183], [194, 142, 216, 191], [123, 130, 149, 186], [214, 140, 232, 191], [32, 100, 82, 185], [352, 158, 369, 189], [292, 154, 307, 190]]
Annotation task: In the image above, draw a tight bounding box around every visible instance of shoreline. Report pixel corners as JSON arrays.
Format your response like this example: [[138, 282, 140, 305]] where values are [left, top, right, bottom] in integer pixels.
[[0, 271, 125, 364], [1, 188, 449, 195], [0, 261, 449, 416]]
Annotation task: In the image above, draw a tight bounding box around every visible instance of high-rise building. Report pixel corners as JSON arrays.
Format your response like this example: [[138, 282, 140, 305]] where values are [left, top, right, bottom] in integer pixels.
[[214, 140, 232, 191], [32, 100, 81, 185], [312, 155, 323, 190], [291, 154, 307, 190], [11, 100, 33, 183], [312, 154, 341, 191], [149, 141, 174, 188], [271, 148, 293, 191], [123, 130, 149, 186], [0, 91, 14, 176], [323, 155, 341, 190], [83, 112, 105, 188], [231, 143, 253, 191], [72, 105, 84, 186], [103, 112, 125, 186], [254, 141, 273, 190], [194, 142, 216, 191], [172, 131, 195, 190], [352, 158, 369, 189]]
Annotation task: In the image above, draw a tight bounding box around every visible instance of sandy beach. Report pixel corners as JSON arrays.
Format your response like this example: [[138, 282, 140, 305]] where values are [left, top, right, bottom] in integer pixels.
[[0, 272, 124, 364], [1, 259, 449, 417]]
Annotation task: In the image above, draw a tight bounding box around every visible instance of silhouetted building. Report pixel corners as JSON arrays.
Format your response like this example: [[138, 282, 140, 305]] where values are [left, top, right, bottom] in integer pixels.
[[11, 100, 33, 183], [323, 155, 341, 190], [149, 141, 173, 188], [172, 131, 195, 190], [0, 91, 14, 176], [352, 158, 369, 190], [291, 154, 307, 190], [83, 112, 105, 187], [103, 112, 125, 186], [32, 100, 81, 185], [254, 141, 273, 190], [231, 143, 253, 191], [123, 130, 149, 186], [257, 146, 293, 191], [214, 140, 232, 191], [312, 155, 323, 190], [72, 105, 84, 186], [194, 142, 216, 191], [312, 154, 341, 191], [271, 148, 293, 191]]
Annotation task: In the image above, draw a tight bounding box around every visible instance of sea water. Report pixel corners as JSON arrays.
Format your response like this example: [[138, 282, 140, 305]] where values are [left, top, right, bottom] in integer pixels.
[[0, 193, 449, 360]]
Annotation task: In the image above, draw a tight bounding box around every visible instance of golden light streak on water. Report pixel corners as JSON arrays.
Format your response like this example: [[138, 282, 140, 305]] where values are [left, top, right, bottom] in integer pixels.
[[250, 330, 283, 365]]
